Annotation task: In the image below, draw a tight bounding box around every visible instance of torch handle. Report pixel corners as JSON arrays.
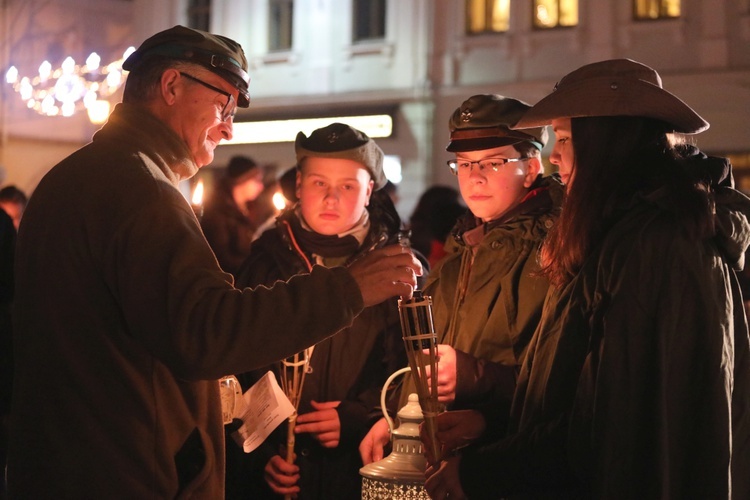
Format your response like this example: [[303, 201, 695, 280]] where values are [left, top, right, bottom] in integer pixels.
[[283, 412, 297, 500]]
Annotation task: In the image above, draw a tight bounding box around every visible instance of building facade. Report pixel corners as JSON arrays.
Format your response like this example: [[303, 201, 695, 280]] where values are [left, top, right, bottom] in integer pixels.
[[1, 0, 749, 217]]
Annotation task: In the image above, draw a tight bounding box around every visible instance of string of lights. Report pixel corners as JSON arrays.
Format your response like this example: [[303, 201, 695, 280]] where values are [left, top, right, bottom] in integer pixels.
[[4, 47, 135, 124]]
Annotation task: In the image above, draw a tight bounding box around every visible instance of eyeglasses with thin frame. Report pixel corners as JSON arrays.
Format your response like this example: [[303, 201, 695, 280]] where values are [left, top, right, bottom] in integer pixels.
[[179, 72, 237, 122], [447, 157, 528, 176]]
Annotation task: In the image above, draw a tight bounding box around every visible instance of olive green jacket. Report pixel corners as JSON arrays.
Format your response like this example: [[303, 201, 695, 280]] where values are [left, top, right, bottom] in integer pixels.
[[423, 175, 563, 415]]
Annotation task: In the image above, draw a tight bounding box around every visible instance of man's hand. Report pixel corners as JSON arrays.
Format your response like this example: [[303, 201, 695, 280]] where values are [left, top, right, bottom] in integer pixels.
[[420, 409, 486, 460], [264, 454, 300, 497], [425, 455, 468, 500], [359, 416, 391, 464], [348, 244, 422, 307], [294, 400, 341, 448]]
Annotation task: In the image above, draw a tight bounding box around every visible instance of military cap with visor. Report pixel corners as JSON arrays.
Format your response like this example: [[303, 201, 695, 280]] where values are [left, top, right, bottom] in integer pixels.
[[122, 25, 251, 108], [447, 94, 548, 152], [445, 94, 548, 153]]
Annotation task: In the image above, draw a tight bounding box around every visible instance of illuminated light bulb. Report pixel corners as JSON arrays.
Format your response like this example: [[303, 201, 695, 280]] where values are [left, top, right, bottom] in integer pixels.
[[41, 94, 56, 114], [87, 100, 110, 125], [54, 74, 86, 103], [123, 46, 136, 60], [61, 101, 75, 117], [5, 66, 18, 84], [61, 56, 76, 74], [83, 89, 98, 108], [19, 78, 32, 100], [86, 52, 101, 71], [38, 60, 52, 81], [106, 70, 121, 88]]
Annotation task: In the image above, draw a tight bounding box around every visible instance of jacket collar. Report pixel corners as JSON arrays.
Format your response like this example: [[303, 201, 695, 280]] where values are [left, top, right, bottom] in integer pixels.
[[93, 103, 198, 185]]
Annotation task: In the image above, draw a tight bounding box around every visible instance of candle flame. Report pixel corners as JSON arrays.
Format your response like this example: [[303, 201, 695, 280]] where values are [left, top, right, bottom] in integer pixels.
[[272, 191, 286, 211], [191, 179, 204, 205]]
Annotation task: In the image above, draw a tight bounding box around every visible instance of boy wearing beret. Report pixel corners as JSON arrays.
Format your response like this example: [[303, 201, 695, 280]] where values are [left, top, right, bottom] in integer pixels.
[[227, 123, 423, 499]]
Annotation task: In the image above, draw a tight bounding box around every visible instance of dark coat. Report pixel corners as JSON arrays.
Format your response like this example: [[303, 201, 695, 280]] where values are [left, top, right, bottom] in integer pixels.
[[458, 160, 750, 499], [227, 205, 413, 499], [7, 104, 364, 499], [201, 182, 259, 277]]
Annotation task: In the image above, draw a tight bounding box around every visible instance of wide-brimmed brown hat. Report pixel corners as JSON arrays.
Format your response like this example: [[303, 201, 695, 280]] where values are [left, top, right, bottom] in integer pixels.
[[123, 25, 250, 108], [447, 94, 548, 152], [514, 59, 708, 134]]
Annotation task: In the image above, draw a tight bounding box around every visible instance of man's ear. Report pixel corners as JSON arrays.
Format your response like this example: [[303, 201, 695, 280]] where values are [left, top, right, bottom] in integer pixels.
[[160, 68, 182, 106], [523, 157, 542, 188]]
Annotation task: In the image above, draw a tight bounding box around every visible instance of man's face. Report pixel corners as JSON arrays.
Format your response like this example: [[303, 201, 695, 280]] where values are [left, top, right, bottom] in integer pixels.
[[296, 157, 374, 236], [454, 144, 539, 223], [169, 69, 239, 168]]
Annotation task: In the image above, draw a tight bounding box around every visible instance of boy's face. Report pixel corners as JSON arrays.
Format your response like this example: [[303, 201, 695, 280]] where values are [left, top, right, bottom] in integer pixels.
[[454, 144, 540, 223], [296, 157, 374, 235]]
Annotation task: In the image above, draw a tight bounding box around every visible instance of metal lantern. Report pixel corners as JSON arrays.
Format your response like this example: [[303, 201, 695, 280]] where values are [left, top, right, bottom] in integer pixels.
[[360, 367, 430, 499]]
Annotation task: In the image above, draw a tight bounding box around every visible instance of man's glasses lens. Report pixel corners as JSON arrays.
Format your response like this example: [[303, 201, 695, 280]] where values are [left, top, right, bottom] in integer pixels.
[[447, 158, 526, 175], [180, 72, 236, 122]]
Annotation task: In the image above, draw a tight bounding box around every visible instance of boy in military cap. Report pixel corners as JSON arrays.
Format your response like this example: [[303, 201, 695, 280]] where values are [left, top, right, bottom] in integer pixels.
[[7, 28, 421, 498], [360, 94, 563, 465], [225, 122, 419, 499]]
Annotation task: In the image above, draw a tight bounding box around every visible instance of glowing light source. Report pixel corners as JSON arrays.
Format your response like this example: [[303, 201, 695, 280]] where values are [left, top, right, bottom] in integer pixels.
[[225, 114, 393, 145], [4, 46, 135, 123]]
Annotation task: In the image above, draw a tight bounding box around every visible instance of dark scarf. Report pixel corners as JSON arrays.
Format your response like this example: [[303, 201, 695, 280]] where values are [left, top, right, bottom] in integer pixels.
[[286, 213, 362, 258]]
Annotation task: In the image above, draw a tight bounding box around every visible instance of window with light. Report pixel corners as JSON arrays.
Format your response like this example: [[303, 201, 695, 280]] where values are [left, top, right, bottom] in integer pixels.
[[533, 0, 578, 29], [269, 0, 294, 51], [353, 0, 386, 42], [634, 0, 681, 20], [465, 0, 511, 34]]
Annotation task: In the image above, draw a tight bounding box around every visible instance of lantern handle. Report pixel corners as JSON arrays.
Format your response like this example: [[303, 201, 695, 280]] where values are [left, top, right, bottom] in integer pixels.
[[381, 366, 412, 436]]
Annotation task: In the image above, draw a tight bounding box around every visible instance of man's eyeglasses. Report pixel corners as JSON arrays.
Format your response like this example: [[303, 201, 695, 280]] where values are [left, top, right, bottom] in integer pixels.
[[447, 157, 528, 176], [179, 72, 236, 122]]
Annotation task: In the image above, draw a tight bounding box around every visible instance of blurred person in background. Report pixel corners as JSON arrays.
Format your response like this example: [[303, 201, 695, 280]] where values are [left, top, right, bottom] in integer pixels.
[[0, 185, 28, 231], [408, 185, 466, 268], [201, 155, 266, 276]]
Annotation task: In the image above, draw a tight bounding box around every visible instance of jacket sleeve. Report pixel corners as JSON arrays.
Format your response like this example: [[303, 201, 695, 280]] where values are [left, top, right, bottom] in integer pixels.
[[107, 192, 364, 379]]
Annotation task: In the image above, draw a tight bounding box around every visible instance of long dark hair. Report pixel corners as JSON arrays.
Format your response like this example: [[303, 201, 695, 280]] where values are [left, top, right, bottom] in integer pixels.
[[540, 116, 715, 287]]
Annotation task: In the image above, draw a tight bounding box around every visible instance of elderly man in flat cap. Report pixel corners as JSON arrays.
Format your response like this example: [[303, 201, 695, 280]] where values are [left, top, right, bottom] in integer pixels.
[[7, 27, 421, 498]]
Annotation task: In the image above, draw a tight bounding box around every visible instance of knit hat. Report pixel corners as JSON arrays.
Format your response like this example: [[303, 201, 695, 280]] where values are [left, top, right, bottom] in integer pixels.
[[514, 59, 708, 134], [123, 25, 250, 107], [447, 94, 548, 152], [294, 123, 387, 190]]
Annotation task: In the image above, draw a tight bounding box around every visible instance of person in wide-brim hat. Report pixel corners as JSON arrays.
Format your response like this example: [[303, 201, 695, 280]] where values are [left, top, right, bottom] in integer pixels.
[[514, 58, 708, 134], [421, 58, 750, 500]]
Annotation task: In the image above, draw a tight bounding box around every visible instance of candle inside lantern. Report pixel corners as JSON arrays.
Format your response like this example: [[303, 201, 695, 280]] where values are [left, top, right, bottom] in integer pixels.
[[191, 179, 204, 219]]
